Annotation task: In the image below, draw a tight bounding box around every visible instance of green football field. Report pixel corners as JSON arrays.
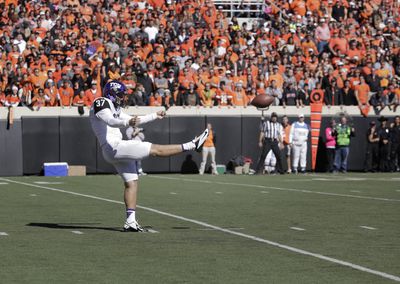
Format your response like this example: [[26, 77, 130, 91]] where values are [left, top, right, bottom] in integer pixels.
[[0, 173, 399, 283]]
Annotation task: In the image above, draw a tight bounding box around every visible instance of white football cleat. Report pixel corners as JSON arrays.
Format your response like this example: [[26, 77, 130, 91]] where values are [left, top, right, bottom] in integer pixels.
[[123, 220, 145, 232], [193, 129, 209, 152]]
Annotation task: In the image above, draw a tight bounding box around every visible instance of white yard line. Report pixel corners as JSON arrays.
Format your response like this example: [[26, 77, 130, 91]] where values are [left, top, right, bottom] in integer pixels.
[[71, 230, 84, 235], [260, 191, 269, 194], [147, 229, 159, 233], [0, 182, 9, 185], [198, 227, 244, 231], [30, 194, 37, 197], [1, 177, 399, 283], [34, 182, 64, 185], [150, 176, 400, 203], [169, 192, 177, 195], [215, 192, 223, 194], [0, 232, 9, 236], [360, 226, 377, 230], [290, 227, 306, 231]]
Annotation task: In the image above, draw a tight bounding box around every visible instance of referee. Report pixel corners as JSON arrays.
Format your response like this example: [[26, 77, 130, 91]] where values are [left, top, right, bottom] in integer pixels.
[[256, 112, 284, 174]]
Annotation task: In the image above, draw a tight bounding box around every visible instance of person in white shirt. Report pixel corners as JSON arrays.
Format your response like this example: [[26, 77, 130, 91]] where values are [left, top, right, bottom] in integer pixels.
[[215, 39, 227, 57], [289, 114, 310, 174], [144, 20, 159, 43], [90, 80, 209, 232], [13, 34, 26, 53]]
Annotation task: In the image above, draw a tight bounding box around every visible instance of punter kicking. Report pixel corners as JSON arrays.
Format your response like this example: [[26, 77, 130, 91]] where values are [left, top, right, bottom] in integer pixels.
[[90, 80, 209, 232]]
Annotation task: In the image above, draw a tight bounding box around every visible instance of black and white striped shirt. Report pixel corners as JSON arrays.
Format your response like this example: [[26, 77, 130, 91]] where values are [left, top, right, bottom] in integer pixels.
[[261, 120, 283, 140]]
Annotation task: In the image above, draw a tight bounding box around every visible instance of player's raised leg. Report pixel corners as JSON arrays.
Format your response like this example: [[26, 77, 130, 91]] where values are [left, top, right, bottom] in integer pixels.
[[112, 128, 209, 161], [150, 130, 208, 156]]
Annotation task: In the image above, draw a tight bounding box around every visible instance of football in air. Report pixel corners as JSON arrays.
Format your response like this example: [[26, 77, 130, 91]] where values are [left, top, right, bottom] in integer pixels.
[[250, 94, 275, 109]]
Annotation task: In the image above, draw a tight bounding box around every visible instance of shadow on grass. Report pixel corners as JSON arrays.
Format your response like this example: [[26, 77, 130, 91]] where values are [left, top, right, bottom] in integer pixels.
[[26, 222, 123, 232]]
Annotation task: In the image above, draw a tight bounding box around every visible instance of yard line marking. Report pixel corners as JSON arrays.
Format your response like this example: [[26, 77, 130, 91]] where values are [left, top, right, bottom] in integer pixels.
[[360, 226, 377, 230], [0, 182, 9, 185], [150, 176, 400, 203], [290, 227, 306, 231], [71, 230, 84, 234], [1, 178, 400, 283], [34, 181, 64, 185], [169, 192, 177, 195], [215, 192, 223, 194], [147, 229, 159, 233], [0, 232, 8, 236], [30, 194, 37, 197], [260, 191, 269, 194], [198, 227, 244, 231]]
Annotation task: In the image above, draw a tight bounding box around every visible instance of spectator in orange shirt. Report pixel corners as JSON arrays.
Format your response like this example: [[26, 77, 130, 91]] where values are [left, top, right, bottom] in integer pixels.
[[200, 83, 216, 107], [72, 90, 91, 107], [215, 81, 233, 107], [58, 81, 74, 108], [355, 76, 371, 117], [148, 91, 163, 107], [31, 88, 46, 111], [232, 82, 248, 107], [355, 76, 370, 106], [44, 79, 59, 106], [269, 65, 284, 90], [30, 68, 47, 89]]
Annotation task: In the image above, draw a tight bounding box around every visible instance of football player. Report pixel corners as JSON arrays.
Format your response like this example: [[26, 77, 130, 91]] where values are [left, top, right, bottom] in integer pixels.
[[90, 80, 209, 232]]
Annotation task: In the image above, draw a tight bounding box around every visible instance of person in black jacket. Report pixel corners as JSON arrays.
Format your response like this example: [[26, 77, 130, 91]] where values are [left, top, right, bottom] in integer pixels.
[[377, 116, 391, 172], [324, 79, 341, 106], [390, 116, 400, 172], [363, 121, 379, 172], [136, 70, 154, 105], [339, 80, 357, 105]]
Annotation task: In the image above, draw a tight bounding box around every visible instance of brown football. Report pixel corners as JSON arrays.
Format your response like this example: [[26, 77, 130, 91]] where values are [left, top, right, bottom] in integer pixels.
[[251, 94, 275, 108]]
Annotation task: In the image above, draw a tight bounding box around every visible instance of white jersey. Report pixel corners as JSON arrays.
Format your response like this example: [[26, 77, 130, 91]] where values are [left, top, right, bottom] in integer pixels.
[[89, 97, 131, 147], [289, 121, 310, 145]]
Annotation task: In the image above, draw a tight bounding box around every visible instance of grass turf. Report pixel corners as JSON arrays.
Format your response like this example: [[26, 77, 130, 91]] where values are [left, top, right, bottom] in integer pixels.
[[0, 173, 399, 283]]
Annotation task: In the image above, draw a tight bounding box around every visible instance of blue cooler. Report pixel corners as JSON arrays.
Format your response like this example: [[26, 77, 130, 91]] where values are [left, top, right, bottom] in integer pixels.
[[43, 162, 69, 177]]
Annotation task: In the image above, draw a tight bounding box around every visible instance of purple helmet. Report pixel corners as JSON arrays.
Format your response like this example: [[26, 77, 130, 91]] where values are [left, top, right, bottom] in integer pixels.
[[103, 80, 128, 108]]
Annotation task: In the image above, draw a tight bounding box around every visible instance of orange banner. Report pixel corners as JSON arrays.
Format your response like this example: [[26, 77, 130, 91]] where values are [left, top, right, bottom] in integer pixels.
[[310, 103, 322, 170]]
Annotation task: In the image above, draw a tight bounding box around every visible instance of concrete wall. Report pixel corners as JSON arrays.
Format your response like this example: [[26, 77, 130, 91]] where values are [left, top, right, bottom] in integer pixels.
[[0, 113, 397, 175]]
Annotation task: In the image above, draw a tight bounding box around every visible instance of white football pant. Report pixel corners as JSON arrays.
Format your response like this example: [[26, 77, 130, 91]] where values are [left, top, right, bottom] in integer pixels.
[[199, 147, 217, 174], [292, 143, 307, 171]]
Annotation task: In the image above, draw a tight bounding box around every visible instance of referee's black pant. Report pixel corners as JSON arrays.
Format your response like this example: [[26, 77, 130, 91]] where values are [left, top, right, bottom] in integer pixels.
[[256, 138, 283, 174]]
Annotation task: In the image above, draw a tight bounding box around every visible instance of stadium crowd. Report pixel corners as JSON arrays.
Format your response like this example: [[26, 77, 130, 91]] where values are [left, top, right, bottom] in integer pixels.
[[0, 0, 399, 113]]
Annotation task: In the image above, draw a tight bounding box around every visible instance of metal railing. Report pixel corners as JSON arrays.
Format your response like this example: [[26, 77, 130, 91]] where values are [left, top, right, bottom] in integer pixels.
[[214, 0, 265, 18]]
